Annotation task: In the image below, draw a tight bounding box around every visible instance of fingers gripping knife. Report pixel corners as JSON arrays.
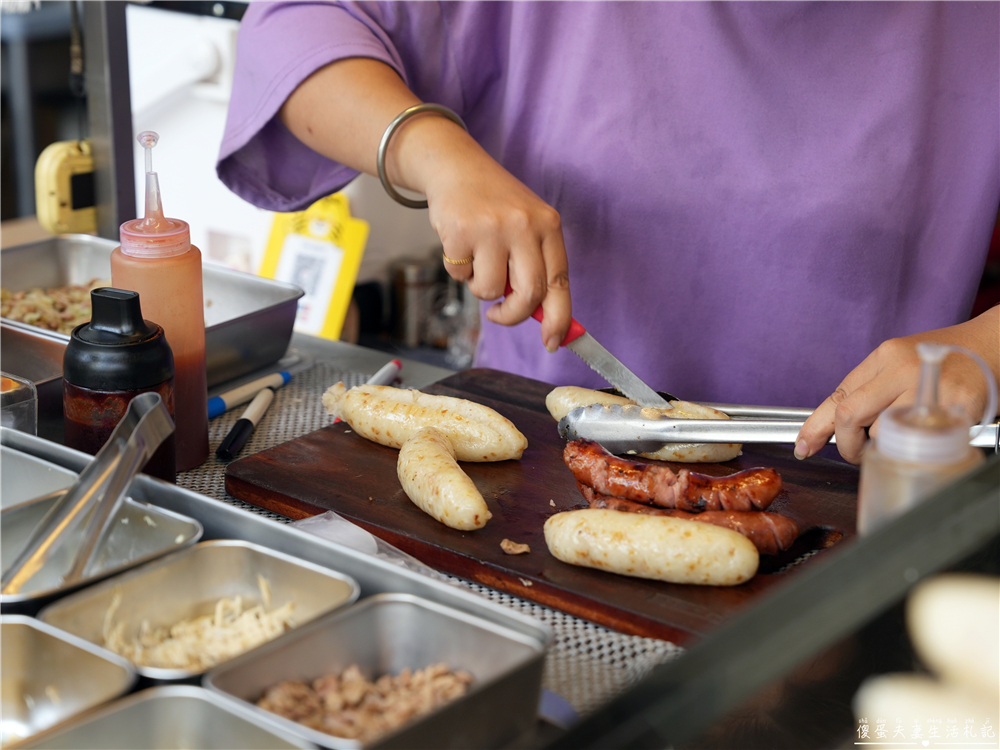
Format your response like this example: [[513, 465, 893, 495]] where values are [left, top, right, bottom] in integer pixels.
[[504, 282, 670, 409], [1, 393, 175, 595]]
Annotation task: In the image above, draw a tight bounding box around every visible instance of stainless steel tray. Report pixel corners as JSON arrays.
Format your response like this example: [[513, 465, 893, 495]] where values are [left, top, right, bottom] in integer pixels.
[[206, 593, 546, 749], [1, 615, 136, 747], [1, 445, 77, 509], [0, 326, 66, 441], [1, 490, 203, 612], [9, 685, 316, 749], [37, 539, 361, 682], [3, 428, 552, 748], [1, 234, 304, 388]]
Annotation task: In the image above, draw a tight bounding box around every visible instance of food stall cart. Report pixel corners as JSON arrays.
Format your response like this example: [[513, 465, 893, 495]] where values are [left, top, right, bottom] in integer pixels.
[[3, 305, 997, 747], [1, 3, 996, 746]]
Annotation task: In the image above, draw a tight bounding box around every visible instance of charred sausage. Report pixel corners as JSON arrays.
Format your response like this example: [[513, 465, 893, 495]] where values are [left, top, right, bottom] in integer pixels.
[[564, 439, 782, 512], [577, 483, 799, 555]]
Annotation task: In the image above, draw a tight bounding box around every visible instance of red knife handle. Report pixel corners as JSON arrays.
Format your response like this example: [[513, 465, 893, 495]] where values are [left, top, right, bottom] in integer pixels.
[[504, 282, 585, 346]]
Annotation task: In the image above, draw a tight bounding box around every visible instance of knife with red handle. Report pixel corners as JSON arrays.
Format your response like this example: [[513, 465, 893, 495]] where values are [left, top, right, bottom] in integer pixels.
[[504, 282, 670, 408]]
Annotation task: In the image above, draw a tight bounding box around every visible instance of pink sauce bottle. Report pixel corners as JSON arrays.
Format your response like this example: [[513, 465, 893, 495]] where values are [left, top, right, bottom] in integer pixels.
[[111, 130, 209, 471]]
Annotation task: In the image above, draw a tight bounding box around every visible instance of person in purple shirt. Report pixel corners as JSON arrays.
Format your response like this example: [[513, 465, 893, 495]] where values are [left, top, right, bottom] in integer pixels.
[[218, 1, 999, 464]]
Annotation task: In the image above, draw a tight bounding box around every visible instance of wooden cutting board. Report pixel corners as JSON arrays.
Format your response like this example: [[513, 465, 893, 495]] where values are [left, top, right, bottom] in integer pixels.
[[226, 368, 858, 644]]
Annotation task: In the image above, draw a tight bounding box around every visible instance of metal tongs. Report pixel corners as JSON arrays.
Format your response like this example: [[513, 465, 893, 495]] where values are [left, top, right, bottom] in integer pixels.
[[1, 392, 174, 595], [558, 403, 1000, 455]]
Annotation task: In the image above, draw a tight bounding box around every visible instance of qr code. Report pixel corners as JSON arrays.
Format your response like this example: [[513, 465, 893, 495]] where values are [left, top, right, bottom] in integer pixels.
[[291, 254, 325, 296]]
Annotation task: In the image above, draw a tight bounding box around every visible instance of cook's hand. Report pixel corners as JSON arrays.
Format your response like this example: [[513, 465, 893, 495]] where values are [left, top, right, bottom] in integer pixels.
[[423, 137, 572, 352], [795, 306, 1000, 464], [278, 58, 573, 351]]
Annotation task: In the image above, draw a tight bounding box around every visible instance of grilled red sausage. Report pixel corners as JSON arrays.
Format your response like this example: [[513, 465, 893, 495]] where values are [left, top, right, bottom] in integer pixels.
[[563, 439, 783, 512], [577, 483, 799, 556]]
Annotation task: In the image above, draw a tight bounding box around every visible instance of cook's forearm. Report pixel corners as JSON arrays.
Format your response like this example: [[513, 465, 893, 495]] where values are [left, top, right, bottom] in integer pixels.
[[278, 57, 469, 196]]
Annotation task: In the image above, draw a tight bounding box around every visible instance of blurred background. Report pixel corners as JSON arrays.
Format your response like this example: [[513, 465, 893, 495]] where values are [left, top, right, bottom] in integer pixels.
[[1, 0, 481, 369]]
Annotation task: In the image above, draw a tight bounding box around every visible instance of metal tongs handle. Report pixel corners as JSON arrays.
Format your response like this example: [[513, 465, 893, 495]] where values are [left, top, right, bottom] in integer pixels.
[[1, 392, 174, 595], [558, 403, 1000, 455]]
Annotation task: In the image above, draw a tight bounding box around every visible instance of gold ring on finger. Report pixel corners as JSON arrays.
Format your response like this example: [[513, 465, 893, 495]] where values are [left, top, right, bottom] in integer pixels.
[[442, 253, 473, 266]]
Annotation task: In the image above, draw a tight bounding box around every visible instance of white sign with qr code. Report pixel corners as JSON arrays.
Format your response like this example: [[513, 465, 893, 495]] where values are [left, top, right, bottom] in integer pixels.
[[273, 233, 344, 335]]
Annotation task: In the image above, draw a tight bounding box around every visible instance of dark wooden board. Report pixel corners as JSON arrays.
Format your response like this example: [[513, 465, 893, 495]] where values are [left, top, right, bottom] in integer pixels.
[[226, 368, 858, 644]]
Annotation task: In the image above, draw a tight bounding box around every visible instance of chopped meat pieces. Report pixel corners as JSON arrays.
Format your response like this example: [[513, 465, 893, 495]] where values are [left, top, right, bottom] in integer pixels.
[[257, 680, 324, 729], [256, 663, 473, 744]]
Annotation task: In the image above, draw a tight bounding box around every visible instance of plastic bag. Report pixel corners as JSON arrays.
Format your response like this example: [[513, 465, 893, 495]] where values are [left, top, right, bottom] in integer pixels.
[[291, 510, 450, 581]]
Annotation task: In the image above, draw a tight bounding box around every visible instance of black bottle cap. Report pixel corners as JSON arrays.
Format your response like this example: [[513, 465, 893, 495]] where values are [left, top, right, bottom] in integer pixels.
[[64, 288, 174, 391]]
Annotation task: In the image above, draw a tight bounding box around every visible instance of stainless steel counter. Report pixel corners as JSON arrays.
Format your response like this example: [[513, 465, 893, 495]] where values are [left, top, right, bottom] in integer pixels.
[[8, 331, 997, 749], [284, 332, 455, 390]]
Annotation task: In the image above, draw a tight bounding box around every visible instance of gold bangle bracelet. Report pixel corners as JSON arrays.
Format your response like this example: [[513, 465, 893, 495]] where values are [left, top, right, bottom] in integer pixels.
[[376, 103, 467, 209]]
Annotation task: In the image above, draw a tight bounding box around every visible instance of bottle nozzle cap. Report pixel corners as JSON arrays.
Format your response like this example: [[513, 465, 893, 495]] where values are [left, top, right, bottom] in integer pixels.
[[876, 342, 998, 463], [119, 130, 190, 258]]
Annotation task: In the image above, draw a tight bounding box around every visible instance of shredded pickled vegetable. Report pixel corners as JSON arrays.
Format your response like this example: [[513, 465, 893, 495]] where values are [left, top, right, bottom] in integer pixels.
[[102, 577, 295, 672]]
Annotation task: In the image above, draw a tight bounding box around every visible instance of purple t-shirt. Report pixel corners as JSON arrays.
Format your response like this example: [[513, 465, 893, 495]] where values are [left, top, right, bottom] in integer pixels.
[[219, 1, 999, 408]]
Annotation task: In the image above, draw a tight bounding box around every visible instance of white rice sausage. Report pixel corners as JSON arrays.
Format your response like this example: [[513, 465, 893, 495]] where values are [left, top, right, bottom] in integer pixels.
[[397, 428, 492, 530], [323, 383, 527, 462], [545, 386, 741, 463], [543, 508, 758, 586]]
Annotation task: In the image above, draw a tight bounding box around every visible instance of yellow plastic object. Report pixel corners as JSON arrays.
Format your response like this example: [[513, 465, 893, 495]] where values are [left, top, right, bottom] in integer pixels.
[[34, 140, 97, 235], [260, 193, 368, 341]]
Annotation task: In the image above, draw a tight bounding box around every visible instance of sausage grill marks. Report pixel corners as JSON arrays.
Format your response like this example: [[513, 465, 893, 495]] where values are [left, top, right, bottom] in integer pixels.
[[576, 483, 799, 556], [563, 439, 783, 512]]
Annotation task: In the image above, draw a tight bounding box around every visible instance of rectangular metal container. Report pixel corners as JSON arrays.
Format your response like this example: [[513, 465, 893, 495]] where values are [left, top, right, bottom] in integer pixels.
[[206, 593, 547, 750], [37, 539, 361, 681], [0, 234, 304, 388], [1, 491, 203, 613], [1, 370, 37, 435], [0, 328, 66, 442], [0, 446, 77, 510], [10, 685, 316, 749], [1, 615, 136, 747]]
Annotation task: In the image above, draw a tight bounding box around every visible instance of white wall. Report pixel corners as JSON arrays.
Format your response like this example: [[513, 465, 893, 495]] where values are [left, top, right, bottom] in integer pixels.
[[125, 3, 441, 283]]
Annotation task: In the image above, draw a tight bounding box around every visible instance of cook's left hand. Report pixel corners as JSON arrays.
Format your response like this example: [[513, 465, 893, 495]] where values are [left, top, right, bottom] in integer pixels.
[[795, 306, 1000, 464]]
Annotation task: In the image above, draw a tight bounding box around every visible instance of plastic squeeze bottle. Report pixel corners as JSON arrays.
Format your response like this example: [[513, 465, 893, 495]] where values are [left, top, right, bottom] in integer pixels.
[[856, 342, 997, 535], [111, 131, 209, 471]]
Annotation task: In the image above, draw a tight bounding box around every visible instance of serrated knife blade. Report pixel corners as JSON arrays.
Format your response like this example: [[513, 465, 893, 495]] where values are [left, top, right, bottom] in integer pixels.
[[505, 282, 670, 408], [563, 330, 670, 408]]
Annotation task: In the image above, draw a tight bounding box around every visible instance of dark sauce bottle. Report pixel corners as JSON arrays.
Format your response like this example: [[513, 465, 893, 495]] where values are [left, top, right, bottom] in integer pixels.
[[63, 288, 177, 482]]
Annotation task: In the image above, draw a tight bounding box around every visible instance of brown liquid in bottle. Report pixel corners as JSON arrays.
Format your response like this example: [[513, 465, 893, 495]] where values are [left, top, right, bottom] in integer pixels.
[[111, 247, 208, 470], [110, 130, 208, 471], [62, 287, 178, 480], [64, 381, 177, 482]]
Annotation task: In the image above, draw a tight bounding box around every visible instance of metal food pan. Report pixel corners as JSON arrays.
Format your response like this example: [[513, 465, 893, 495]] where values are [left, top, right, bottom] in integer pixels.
[[37, 539, 361, 682], [0, 445, 77, 510], [1, 490, 203, 613], [0, 234, 304, 387], [0, 327, 66, 442], [9, 685, 316, 749], [0, 615, 136, 747], [205, 593, 546, 749]]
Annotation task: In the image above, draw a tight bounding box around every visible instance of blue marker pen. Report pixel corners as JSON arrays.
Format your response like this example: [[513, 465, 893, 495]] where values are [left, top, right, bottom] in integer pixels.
[[208, 371, 291, 419]]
